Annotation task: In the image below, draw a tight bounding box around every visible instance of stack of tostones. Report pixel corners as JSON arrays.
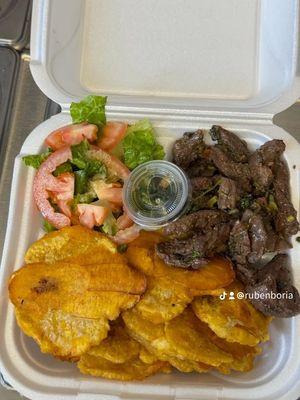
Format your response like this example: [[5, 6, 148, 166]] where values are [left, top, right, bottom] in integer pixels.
[[122, 231, 270, 375], [78, 319, 171, 380], [9, 226, 146, 361], [9, 227, 272, 380]]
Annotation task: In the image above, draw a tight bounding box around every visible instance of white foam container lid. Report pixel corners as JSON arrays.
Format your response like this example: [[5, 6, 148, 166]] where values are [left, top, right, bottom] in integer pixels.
[[1, 0, 300, 399]]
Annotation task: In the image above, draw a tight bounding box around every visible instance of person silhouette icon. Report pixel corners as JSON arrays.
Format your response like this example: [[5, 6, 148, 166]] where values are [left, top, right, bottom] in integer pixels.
[[229, 291, 235, 300]]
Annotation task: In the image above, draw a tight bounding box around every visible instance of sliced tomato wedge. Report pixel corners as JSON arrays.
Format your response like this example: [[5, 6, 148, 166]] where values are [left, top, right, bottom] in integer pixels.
[[97, 121, 127, 152], [112, 224, 141, 244], [47, 172, 74, 201], [33, 147, 73, 229], [91, 180, 123, 206], [88, 147, 130, 181], [48, 172, 74, 218], [56, 200, 72, 218], [77, 204, 110, 229], [94, 198, 121, 214], [116, 212, 134, 230], [45, 123, 98, 150]]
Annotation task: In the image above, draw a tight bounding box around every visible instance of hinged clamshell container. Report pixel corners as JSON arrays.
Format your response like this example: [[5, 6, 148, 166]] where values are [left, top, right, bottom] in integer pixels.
[[0, 1, 300, 399]]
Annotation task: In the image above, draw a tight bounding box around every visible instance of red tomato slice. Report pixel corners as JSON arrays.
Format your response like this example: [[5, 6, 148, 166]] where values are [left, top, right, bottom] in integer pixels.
[[97, 121, 127, 152], [92, 181, 123, 205], [116, 212, 134, 230], [56, 200, 71, 218], [112, 224, 141, 244], [48, 172, 74, 218], [48, 173, 74, 202], [77, 204, 110, 229], [33, 147, 73, 229], [108, 202, 122, 213], [88, 147, 130, 181], [45, 123, 98, 150]]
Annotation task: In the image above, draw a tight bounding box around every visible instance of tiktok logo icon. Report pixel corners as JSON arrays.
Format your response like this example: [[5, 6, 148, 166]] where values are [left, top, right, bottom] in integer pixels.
[[219, 291, 226, 300]]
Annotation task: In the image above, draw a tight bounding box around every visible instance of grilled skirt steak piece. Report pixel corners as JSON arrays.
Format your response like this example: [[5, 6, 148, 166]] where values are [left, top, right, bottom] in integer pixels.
[[172, 130, 205, 170], [156, 223, 231, 269], [186, 158, 217, 178], [218, 177, 238, 210], [249, 140, 285, 193], [209, 125, 250, 163], [229, 220, 251, 265], [241, 210, 268, 264], [254, 139, 285, 165], [162, 210, 229, 240], [246, 254, 300, 317], [190, 176, 215, 193], [273, 160, 299, 237], [210, 146, 251, 191]]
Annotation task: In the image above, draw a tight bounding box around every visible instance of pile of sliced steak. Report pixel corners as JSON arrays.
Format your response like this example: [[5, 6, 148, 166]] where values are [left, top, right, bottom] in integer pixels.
[[156, 125, 300, 317]]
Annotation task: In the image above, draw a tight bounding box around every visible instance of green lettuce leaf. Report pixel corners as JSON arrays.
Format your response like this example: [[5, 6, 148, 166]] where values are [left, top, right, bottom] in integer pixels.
[[72, 192, 97, 213], [71, 140, 107, 195], [85, 159, 107, 179], [102, 212, 118, 236], [153, 143, 165, 160], [71, 140, 90, 169], [74, 192, 97, 204], [53, 161, 73, 177], [43, 220, 57, 233], [71, 140, 106, 177], [22, 148, 53, 169], [70, 95, 107, 127], [121, 119, 165, 169], [74, 170, 89, 194]]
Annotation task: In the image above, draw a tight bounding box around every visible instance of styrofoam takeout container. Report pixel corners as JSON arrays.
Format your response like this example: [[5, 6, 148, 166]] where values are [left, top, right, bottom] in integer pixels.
[[0, 0, 300, 399]]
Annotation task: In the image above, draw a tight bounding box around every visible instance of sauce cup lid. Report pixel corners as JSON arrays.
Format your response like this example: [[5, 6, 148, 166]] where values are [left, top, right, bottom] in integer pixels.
[[123, 160, 190, 230]]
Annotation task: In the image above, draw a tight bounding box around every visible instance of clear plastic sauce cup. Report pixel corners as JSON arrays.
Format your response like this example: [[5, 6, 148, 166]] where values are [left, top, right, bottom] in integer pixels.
[[123, 160, 190, 230]]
